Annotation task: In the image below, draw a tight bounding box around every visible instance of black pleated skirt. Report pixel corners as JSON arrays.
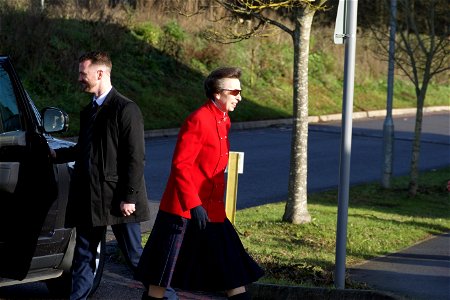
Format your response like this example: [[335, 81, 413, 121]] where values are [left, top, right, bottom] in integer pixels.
[[137, 210, 188, 288], [171, 218, 264, 292], [137, 211, 264, 292]]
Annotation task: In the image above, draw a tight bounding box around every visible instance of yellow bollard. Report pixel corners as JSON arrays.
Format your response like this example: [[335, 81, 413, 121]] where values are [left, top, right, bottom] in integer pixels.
[[225, 152, 244, 224]]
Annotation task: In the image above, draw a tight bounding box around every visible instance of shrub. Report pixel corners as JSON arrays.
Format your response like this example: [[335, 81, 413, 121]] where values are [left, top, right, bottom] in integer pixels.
[[160, 20, 185, 59], [132, 22, 161, 46]]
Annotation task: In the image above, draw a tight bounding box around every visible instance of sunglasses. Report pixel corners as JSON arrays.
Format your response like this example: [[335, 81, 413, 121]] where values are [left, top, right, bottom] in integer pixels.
[[221, 89, 242, 96]]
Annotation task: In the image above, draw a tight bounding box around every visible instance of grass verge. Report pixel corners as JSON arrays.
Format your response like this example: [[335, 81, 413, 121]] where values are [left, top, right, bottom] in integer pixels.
[[235, 167, 450, 288], [143, 167, 450, 288]]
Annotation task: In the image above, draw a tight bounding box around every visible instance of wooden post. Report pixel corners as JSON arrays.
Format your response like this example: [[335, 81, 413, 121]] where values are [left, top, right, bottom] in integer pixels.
[[225, 152, 243, 224]]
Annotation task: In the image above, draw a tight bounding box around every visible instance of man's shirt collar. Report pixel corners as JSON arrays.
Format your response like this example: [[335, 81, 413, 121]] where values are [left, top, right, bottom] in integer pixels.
[[93, 86, 113, 106]]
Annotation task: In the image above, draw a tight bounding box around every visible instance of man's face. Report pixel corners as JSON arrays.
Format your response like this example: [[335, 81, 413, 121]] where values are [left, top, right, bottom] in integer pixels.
[[214, 78, 242, 112], [78, 60, 100, 94]]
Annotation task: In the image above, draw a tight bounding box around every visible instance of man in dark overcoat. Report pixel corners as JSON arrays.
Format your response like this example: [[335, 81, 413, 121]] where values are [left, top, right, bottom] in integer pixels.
[[52, 51, 150, 300]]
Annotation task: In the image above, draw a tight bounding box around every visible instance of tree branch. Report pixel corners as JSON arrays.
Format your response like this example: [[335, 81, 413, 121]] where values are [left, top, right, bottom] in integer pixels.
[[214, 0, 295, 35]]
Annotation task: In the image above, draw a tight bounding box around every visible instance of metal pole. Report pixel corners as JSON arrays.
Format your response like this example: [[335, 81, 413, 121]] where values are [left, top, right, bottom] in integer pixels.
[[382, 0, 397, 188], [334, 0, 358, 290]]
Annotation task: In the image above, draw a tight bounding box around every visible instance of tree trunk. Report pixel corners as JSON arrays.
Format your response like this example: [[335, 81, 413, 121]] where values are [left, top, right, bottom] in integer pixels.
[[282, 8, 315, 224], [408, 84, 428, 196]]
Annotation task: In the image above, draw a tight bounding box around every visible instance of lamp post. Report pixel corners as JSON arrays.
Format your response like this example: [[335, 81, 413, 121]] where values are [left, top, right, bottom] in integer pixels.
[[333, 0, 359, 289]]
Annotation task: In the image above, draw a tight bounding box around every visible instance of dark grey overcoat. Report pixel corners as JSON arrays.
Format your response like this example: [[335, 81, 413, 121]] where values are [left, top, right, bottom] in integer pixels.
[[55, 88, 150, 227]]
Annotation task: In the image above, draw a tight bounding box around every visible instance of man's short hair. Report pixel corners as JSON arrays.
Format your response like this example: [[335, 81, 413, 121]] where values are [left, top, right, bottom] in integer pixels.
[[204, 67, 241, 99], [79, 51, 112, 71]]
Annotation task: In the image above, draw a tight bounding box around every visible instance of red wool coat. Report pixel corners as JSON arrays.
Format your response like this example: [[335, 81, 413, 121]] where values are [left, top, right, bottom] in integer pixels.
[[159, 100, 230, 222]]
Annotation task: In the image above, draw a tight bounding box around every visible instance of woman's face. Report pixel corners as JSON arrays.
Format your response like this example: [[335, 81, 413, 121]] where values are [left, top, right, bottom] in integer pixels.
[[214, 78, 242, 112]]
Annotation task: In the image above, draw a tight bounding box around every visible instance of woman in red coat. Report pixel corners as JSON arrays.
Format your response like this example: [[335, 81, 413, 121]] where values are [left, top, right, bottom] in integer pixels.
[[137, 67, 263, 300]]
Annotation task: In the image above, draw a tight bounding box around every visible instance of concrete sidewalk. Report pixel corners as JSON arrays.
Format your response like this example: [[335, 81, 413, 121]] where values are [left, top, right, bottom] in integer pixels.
[[348, 232, 450, 300]]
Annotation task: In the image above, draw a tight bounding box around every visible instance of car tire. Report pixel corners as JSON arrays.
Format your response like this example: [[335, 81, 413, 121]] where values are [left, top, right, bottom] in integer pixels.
[[45, 231, 106, 297]]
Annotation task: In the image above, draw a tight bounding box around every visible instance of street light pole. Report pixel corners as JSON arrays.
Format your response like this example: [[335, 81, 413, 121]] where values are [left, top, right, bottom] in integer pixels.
[[334, 0, 358, 290], [382, 0, 397, 188]]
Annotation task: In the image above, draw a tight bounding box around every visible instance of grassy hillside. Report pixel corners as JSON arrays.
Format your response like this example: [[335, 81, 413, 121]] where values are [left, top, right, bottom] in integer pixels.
[[0, 5, 448, 136]]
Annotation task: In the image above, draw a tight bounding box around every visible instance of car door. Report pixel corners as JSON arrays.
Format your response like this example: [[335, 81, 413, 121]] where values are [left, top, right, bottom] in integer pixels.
[[0, 57, 57, 280]]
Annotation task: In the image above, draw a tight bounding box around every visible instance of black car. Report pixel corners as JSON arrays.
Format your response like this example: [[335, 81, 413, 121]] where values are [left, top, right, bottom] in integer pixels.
[[0, 55, 105, 295]]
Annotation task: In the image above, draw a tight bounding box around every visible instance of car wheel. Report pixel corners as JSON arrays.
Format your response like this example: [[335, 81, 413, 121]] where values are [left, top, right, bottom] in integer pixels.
[[46, 231, 106, 296]]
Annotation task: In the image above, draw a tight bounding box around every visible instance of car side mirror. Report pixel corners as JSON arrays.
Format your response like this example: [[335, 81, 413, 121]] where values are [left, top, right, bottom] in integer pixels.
[[41, 107, 69, 133]]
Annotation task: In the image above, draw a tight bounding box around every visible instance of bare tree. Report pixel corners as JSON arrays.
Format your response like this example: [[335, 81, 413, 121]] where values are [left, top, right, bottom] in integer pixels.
[[205, 0, 327, 224], [378, 0, 449, 195]]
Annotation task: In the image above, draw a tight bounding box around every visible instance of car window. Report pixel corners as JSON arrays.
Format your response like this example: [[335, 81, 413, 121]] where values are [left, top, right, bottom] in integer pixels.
[[0, 65, 22, 133]]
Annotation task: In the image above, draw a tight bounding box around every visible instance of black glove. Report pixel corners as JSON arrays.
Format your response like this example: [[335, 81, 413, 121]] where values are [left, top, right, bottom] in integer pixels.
[[190, 205, 209, 230]]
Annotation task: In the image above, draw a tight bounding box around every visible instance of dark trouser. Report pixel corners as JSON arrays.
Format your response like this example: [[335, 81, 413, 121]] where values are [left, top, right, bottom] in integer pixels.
[[111, 222, 143, 274], [70, 223, 143, 300], [70, 226, 105, 300]]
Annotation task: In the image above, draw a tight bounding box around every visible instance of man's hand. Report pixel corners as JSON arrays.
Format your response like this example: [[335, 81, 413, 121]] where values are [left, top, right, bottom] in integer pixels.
[[120, 201, 136, 217], [190, 205, 209, 230]]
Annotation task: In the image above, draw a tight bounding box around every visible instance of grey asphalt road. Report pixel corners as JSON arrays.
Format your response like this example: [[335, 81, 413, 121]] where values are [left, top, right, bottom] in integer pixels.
[[1, 111, 448, 299], [145, 111, 450, 208]]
